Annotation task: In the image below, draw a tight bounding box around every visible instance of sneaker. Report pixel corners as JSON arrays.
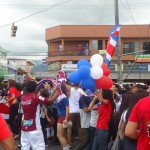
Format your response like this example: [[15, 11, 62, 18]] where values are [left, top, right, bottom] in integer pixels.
[[18, 144, 21, 150], [68, 143, 73, 149]]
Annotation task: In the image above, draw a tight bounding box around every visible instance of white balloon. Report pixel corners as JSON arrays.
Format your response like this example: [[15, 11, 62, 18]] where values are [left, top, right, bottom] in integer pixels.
[[90, 66, 103, 79], [90, 54, 103, 67]]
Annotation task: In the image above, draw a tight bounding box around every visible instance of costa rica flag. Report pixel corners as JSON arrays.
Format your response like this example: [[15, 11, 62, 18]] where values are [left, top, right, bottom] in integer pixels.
[[105, 25, 121, 66]]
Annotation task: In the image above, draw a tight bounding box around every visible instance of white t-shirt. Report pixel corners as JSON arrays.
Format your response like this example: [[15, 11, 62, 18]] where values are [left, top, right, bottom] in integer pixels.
[[80, 109, 91, 128], [69, 87, 86, 113], [90, 110, 99, 127]]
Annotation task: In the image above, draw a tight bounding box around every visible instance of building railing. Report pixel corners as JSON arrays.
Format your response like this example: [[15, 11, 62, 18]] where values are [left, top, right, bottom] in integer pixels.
[[48, 50, 97, 57], [47, 50, 150, 72]]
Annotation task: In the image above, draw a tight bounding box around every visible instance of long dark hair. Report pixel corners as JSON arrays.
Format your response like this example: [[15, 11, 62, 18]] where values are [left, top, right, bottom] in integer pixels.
[[118, 91, 134, 120], [16, 83, 22, 91], [102, 89, 115, 113], [126, 90, 149, 123], [61, 82, 67, 96], [8, 79, 16, 88], [40, 88, 49, 98], [47, 80, 54, 88]]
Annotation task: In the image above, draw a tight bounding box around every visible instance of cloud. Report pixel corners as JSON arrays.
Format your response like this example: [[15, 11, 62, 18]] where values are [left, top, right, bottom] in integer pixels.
[[0, 0, 149, 58]]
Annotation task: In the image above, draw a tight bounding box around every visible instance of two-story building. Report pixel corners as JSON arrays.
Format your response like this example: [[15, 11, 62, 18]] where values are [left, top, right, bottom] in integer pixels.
[[7, 58, 36, 75], [45, 25, 150, 81]]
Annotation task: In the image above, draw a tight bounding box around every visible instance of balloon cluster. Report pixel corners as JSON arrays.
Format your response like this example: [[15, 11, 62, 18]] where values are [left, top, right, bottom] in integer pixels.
[[69, 54, 113, 91]]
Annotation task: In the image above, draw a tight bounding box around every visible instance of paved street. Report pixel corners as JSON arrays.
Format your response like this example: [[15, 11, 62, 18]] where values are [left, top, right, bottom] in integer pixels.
[[45, 144, 62, 150], [0, 141, 62, 150], [0, 140, 80, 150]]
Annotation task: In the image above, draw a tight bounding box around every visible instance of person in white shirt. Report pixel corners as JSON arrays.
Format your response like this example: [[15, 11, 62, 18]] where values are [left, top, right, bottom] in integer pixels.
[[66, 83, 86, 146], [59, 44, 63, 55]]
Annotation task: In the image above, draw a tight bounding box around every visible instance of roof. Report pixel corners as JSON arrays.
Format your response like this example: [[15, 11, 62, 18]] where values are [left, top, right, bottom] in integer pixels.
[[45, 24, 150, 41], [7, 58, 36, 66], [26, 60, 36, 66]]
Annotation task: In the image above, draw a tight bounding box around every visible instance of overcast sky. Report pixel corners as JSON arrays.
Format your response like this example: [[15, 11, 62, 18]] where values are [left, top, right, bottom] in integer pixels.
[[0, 0, 150, 59]]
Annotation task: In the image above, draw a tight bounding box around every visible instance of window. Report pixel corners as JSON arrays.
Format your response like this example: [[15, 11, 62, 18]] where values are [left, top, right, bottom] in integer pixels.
[[135, 42, 140, 52], [143, 42, 150, 54], [123, 42, 134, 54], [98, 40, 103, 50], [105, 40, 108, 49], [92, 40, 103, 50], [92, 40, 98, 50]]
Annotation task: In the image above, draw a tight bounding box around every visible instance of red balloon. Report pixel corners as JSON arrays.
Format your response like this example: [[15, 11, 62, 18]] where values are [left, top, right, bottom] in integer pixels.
[[101, 63, 107, 71], [103, 68, 111, 76], [96, 76, 113, 89], [103, 77, 113, 89], [95, 75, 107, 88], [101, 63, 111, 76]]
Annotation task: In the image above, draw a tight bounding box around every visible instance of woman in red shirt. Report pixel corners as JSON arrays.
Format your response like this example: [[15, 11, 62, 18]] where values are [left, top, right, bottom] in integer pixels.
[[7, 79, 21, 139], [92, 89, 115, 150]]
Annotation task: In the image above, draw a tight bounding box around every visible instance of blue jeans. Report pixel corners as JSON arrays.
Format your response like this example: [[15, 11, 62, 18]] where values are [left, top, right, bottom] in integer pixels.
[[123, 136, 137, 150], [86, 126, 96, 150], [92, 128, 108, 150]]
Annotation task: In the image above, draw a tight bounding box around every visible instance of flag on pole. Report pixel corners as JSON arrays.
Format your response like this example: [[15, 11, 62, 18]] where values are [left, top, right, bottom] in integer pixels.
[[105, 25, 121, 66], [57, 70, 67, 83]]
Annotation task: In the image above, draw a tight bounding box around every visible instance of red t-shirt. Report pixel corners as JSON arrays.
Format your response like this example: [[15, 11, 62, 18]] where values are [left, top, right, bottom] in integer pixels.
[[0, 115, 12, 141], [7, 87, 21, 106], [96, 100, 112, 129], [79, 45, 83, 51], [129, 96, 150, 150], [21, 93, 48, 131]]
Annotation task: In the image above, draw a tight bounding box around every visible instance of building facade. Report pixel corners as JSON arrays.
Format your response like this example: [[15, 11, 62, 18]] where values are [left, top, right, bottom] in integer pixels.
[[45, 25, 150, 81], [7, 58, 35, 75], [0, 47, 8, 78]]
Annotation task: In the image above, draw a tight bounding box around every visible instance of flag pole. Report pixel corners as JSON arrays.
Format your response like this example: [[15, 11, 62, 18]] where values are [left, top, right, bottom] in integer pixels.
[[114, 0, 122, 83]]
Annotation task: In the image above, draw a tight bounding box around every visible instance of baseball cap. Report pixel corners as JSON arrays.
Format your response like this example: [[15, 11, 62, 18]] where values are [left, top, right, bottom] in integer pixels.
[[85, 89, 94, 95]]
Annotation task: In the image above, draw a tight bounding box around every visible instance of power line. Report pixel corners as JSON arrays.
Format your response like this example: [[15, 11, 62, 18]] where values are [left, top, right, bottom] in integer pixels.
[[0, 3, 150, 9], [0, 0, 71, 29]]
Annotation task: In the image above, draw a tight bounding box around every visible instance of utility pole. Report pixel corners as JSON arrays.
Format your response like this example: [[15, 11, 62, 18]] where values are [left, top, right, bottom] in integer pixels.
[[114, 0, 122, 83]]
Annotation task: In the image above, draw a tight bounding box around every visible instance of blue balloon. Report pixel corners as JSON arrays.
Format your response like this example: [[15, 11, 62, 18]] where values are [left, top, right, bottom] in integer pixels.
[[81, 77, 95, 91], [77, 59, 90, 69], [78, 65, 90, 79], [69, 70, 81, 84]]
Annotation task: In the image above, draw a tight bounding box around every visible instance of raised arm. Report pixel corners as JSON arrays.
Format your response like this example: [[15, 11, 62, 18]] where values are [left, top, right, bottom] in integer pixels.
[[48, 91, 59, 102], [88, 96, 98, 110], [95, 89, 107, 105]]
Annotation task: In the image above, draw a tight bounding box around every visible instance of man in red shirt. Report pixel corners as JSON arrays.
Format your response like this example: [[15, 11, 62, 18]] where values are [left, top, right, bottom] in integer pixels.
[[125, 96, 150, 150], [0, 114, 17, 150]]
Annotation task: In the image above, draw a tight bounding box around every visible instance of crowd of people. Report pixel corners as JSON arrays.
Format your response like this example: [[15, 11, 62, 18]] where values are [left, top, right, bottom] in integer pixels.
[[0, 77, 150, 150]]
